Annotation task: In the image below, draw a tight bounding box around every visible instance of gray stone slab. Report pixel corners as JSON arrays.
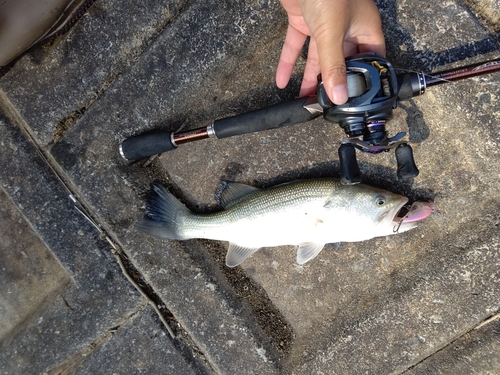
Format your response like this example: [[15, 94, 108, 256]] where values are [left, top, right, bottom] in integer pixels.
[[0, 109, 147, 373], [147, 0, 500, 354], [0, 0, 190, 147], [293, 225, 500, 374], [0, 186, 70, 343], [70, 305, 208, 375], [104, 0, 498, 373], [406, 316, 500, 374], [1, 0, 291, 373]]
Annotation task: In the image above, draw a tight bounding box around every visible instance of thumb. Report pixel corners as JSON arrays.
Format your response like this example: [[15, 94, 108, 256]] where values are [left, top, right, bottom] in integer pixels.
[[320, 51, 349, 105]]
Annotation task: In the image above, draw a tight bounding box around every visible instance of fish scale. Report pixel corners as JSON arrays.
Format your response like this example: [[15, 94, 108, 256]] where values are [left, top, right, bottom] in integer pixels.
[[186, 180, 338, 227]]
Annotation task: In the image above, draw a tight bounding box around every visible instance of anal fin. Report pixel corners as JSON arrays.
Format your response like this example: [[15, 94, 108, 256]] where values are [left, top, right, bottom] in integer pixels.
[[296, 242, 325, 265], [226, 243, 260, 267], [325, 242, 341, 250]]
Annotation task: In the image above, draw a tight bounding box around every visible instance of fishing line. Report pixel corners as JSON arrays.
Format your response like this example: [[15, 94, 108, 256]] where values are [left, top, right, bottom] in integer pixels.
[[394, 67, 453, 84]]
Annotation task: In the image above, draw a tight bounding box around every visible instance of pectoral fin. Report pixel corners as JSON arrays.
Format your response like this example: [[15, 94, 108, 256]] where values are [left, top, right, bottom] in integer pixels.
[[296, 243, 325, 265], [226, 243, 260, 267]]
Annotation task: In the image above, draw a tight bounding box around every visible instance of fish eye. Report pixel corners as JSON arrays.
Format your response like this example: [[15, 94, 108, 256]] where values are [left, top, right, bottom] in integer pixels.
[[375, 196, 386, 206]]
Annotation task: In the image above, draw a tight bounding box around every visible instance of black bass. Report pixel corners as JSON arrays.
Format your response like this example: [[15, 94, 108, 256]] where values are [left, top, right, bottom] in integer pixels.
[[137, 179, 433, 267]]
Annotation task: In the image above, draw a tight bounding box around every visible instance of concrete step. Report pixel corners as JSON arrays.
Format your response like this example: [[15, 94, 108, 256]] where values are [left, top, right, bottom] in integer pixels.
[[0, 108, 214, 374]]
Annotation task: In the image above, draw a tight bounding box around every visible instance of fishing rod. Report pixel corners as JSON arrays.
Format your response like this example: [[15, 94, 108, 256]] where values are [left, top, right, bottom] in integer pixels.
[[119, 53, 500, 184]]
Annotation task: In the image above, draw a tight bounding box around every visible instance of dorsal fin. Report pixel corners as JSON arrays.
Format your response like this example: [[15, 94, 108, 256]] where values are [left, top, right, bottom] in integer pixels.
[[215, 181, 258, 208]]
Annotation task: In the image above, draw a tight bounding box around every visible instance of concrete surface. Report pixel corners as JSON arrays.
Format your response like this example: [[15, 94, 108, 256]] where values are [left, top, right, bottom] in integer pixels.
[[0, 187, 70, 344], [0, 0, 499, 374]]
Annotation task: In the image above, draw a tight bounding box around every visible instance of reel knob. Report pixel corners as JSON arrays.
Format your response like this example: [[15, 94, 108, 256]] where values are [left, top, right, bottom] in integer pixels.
[[338, 143, 362, 185], [395, 143, 419, 179]]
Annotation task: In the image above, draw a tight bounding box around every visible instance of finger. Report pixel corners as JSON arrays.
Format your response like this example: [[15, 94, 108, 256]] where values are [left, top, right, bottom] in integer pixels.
[[358, 40, 386, 57], [342, 40, 359, 58], [276, 24, 307, 89], [320, 41, 387, 105], [349, 2, 386, 57], [299, 37, 321, 97]]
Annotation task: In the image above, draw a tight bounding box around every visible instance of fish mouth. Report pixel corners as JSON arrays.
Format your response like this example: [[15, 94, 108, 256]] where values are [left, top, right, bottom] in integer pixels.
[[392, 200, 434, 232]]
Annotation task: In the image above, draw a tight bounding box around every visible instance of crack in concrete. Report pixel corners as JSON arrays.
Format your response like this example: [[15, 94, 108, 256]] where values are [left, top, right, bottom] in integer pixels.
[[461, 0, 500, 36], [0, 90, 216, 375], [47, 0, 196, 147], [401, 307, 500, 374], [473, 309, 500, 330], [48, 74, 118, 147], [60, 294, 75, 311], [44, 303, 148, 375]]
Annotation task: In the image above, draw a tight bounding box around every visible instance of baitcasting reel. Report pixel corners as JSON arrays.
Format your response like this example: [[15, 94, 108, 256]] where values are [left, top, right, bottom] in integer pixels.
[[313, 53, 425, 184], [119, 53, 500, 184]]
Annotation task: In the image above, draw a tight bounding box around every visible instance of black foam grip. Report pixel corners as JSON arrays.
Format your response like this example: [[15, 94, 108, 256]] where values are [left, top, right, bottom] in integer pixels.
[[338, 144, 362, 185], [119, 131, 176, 160], [213, 97, 319, 139], [395, 143, 419, 179]]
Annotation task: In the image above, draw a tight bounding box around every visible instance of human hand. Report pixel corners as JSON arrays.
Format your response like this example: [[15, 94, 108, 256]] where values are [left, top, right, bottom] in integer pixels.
[[276, 0, 386, 104]]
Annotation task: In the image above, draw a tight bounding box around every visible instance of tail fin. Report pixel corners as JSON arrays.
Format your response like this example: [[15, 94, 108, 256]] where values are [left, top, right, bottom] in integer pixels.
[[135, 183, 191, 240]]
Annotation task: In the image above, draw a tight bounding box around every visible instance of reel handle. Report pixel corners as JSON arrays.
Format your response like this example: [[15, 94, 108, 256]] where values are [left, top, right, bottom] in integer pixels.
[[395, 143, 419, 179]]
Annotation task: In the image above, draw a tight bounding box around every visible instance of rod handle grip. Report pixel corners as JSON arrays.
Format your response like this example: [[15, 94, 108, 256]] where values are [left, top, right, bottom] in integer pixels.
[[119, 131, 176, 161], [213, 97, 319, 138]]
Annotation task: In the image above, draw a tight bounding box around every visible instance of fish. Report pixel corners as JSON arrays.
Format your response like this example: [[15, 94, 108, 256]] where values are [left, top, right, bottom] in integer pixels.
[[136, 179, 433, 267]]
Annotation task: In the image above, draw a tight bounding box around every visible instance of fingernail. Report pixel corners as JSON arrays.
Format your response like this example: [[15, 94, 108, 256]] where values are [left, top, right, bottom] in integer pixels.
[[331, 85, 348, 105]]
